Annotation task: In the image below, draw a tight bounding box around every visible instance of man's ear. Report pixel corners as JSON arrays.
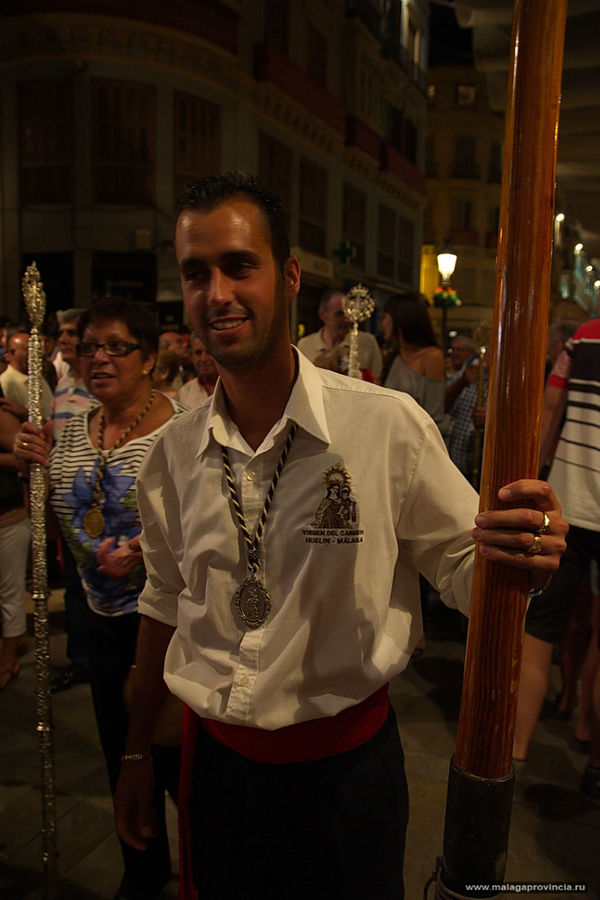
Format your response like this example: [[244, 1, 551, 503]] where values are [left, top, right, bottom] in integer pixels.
[[283, 256, 301, 302]]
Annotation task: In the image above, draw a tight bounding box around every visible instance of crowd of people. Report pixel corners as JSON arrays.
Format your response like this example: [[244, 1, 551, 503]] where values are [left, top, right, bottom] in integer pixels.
[[0, 172, 593, 899]]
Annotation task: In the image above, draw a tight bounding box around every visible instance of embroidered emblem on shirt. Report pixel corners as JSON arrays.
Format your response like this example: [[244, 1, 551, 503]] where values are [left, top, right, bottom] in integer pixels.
[[303, 463, 364, 544]]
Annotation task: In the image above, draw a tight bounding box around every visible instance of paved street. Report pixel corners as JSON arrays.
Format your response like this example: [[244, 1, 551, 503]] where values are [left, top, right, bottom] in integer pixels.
[[1, 596, 598, 899]]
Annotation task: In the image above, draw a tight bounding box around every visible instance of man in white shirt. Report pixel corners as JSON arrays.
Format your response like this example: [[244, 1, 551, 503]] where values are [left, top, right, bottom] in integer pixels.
[[298, 288, 383, 380], [0, 330, 52, 421], [114, 174, 566, 900], [177, 334, 218, 407]]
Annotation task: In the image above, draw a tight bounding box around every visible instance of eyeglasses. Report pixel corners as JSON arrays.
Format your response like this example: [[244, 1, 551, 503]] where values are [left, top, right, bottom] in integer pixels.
[[77, 340, 141, 357]]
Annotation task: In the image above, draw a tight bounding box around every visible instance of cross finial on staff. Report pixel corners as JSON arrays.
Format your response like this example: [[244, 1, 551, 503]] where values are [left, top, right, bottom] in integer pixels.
[[22, 261, 46, 328], [343, 283, 375, 379]]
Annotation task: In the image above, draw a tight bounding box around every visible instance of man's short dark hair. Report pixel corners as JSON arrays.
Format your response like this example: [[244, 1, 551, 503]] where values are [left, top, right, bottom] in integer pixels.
[[176, 173, 291, 273], [77, 298, 158, 356]]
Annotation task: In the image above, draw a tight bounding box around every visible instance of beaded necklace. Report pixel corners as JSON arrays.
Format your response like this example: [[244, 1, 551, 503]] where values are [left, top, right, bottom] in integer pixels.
[[83, 389, 156, 538]]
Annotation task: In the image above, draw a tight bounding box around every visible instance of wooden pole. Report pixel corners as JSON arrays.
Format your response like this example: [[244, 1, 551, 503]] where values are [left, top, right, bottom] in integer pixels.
[[432, 1, 568, 895]]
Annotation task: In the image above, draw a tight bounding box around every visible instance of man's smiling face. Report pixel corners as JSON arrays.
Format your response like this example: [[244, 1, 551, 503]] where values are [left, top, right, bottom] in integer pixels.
[[176, 199, 299, 375]]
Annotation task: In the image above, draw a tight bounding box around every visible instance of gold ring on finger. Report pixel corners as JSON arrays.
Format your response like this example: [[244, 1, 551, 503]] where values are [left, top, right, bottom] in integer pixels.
[[526, 534, 543, 556], [537, 512, 550, 535], [22, 440, 29, 449]]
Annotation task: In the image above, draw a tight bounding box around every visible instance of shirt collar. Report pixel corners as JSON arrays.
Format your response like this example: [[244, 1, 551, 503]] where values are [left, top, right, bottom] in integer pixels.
[[196, 348, 331, 458]]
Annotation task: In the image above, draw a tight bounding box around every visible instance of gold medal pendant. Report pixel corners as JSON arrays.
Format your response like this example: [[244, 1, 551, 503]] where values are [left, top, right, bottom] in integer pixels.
[[83, 507, 105, 539], [233, 576, 271, 629]]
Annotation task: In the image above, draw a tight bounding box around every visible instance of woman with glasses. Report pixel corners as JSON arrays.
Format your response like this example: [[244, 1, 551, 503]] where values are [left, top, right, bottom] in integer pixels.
[[15, 298, 186, 900]]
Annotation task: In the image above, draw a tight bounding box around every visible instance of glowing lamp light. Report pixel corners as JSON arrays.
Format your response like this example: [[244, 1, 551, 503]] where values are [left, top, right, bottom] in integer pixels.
[[437, 245, 457, 283], [575, 243, 584, 253], [555, 213, 565, 223]]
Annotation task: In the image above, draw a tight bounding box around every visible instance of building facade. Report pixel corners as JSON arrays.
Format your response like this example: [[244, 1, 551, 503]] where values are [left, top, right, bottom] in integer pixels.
[[421, 63, 504, 339], [1, 0, 429, 339]]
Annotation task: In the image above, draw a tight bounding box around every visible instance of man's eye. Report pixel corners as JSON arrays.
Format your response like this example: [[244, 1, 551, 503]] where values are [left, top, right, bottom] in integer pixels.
[[225, 261, 254, 277], [184, 269, 206, 283]]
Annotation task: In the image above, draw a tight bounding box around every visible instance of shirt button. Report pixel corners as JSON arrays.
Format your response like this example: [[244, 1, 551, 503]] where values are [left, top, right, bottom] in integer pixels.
[[245, 471, 256, 481]]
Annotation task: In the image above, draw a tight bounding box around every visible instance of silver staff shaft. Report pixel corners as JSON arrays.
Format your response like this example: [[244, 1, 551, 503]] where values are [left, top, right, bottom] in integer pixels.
[[23, 263, 59, 897]]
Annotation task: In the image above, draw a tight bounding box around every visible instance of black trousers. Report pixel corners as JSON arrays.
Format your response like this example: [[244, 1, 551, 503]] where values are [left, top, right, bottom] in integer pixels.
[[88, 611, 180, 898], [190, 705, 408, 900]]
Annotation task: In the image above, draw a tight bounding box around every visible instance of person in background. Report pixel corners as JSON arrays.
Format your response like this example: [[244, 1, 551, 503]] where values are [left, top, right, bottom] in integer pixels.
[[16, 298, 186, 898], [151, 350, 180, 399], [41, 314, 59, 392], [545, 318, 580, 380], [447, 333, 475, 379], [381, 292, 446, 431], [49, 308, 98, 693], [297, 288, 383, 382], [0, 329, 53, 422], [512, 318, 600, 804], [0, 406, 29, 689], [177, 333, 219, 407]]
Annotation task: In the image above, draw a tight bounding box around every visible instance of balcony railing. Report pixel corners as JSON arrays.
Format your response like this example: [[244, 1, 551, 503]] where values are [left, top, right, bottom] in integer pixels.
[[255, 42, 345, 135], [451, 161, 482, 179]]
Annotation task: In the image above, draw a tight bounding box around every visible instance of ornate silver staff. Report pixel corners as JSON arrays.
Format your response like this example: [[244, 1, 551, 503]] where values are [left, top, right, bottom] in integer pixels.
[[22, 263, 59, 897], [342, 283, 375, 379]]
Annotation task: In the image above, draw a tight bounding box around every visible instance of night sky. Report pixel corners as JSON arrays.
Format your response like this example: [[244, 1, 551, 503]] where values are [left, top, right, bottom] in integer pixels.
[[428, 1, 473, 65]]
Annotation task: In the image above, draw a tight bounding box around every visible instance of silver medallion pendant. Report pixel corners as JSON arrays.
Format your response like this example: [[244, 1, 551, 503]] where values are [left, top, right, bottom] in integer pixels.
[[233, 576, 271, 629]]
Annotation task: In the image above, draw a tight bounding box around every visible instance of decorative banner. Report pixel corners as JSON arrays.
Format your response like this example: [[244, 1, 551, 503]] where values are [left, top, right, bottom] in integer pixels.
[[22, 262, 59, 896], [342, 283, 375, 379]]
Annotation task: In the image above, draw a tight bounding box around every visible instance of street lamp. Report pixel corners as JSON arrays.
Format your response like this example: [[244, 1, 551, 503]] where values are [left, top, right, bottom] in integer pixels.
[[435, 241, 459, 350]]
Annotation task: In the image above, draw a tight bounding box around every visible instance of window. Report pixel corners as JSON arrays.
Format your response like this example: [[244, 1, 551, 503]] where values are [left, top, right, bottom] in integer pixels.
[[298, 157, 327, 255], [19, 79, 72, 203], [388, 106, 417, 164], [174, 93, 220, 202], [488, 140, 502, 183], [454, 199, 473, 231], [457, 84, 477, 107], [377, 203, 395, 279], [307, 21, 327, 86], [425, 135, 436, 177], [397, 216, 414, 284], [265, 0, 289, 54], [92, 79, 155, 204], [342, 183, 366, 268], [258, 131, 292, 220], [452, 135, 479, 179]]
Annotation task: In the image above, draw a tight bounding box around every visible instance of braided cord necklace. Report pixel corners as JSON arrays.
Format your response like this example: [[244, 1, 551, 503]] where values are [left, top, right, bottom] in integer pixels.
[[221, 421, 297, 629], [83, 389, 157, 538]]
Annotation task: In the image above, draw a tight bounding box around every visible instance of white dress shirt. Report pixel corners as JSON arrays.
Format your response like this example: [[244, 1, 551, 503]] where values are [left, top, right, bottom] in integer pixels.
[[177, 377, 210, 408], [137, 351, 479, 730], [0, 365, 52, 420], [297, 329, 383, 380]]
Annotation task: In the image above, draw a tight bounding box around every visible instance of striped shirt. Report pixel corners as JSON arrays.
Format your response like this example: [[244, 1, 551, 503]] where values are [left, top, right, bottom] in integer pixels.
[[548, 318, 600, 531], [48, 399, 187, 616], [51, 369, 98, 441]]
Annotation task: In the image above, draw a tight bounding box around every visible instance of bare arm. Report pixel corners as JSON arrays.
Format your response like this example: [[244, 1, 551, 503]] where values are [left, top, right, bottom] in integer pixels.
[[114, 615, 175, 851], [422, 346, 445, 381], [538, 382, 567, 472]]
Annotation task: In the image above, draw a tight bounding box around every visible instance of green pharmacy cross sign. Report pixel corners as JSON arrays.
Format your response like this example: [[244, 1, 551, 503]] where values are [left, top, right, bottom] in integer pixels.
[[333, 240, 355, 264]]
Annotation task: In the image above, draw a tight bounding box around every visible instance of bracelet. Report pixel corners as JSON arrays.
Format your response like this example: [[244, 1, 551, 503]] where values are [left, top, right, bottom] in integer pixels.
[[120, 752, 151, 762]]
